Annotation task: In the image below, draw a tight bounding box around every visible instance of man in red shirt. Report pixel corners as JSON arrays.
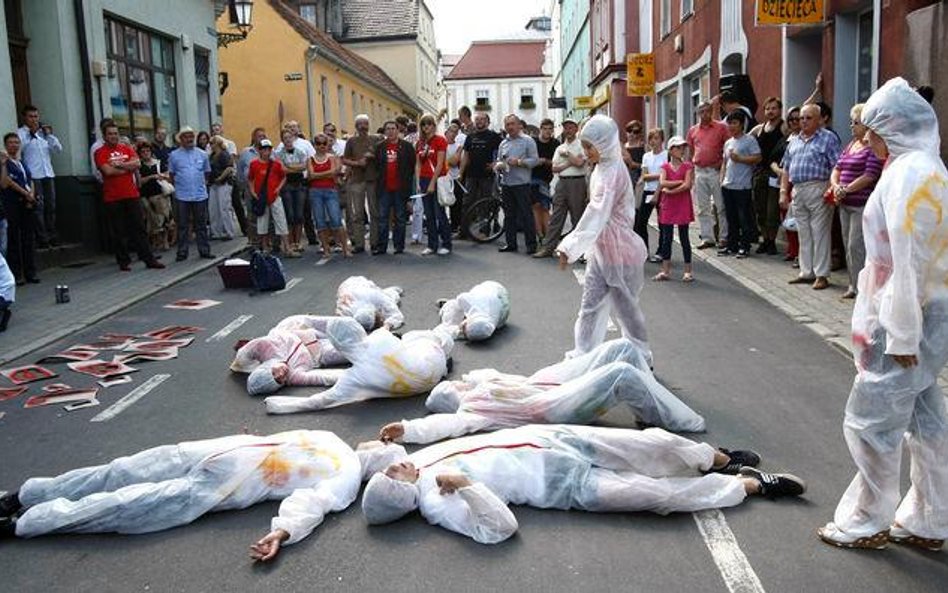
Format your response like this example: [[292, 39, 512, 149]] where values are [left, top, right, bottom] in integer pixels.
[[686, 101, 731, 249], [247, 139, 289, 254], [94, 122, 164, 271], [372, 120, 415, 255]]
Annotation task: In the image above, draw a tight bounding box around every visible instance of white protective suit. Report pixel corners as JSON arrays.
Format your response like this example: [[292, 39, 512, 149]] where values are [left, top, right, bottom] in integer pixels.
[[0, 252, 14, 306], [230, 316, 350, 395], [13, 430, 362, 543], [828, 78, 948, 541], [336, 276, 404, 331], [265, 317, 453, 414], [556, 115, 650, 361], [436, 281, 510, 341], [398, 339, 705, 443], [362, 424, 746, 544]]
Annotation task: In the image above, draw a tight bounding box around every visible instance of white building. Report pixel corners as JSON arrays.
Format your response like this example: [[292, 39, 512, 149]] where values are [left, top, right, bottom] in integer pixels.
[[443, 37, 553, 127]]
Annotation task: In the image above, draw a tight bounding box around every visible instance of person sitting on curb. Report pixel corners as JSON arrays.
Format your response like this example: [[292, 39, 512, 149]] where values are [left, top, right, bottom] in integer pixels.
[[336, 276, 404, 331], [377, 338, 705, 445], [264, 317, 453, 414], [360, 424, 805, 544], [0, 430, 407, 565], [434, 280, 510, 342]]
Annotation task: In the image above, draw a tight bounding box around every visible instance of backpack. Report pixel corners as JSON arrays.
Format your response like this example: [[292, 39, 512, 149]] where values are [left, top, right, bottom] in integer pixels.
[[250, 250, 286, 292]]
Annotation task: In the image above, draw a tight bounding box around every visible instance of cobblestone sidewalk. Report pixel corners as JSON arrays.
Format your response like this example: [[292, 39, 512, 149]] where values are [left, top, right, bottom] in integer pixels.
[[1, 238, 248, 365], [656, 223, 948, 390]]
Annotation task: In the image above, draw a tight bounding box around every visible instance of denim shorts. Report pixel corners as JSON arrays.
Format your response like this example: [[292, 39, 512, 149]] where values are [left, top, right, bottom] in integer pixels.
[[309, 188, 342, 230]]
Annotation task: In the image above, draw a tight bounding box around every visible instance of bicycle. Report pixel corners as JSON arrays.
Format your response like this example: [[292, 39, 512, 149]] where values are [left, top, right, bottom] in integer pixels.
[[460, 173, 505, 243]]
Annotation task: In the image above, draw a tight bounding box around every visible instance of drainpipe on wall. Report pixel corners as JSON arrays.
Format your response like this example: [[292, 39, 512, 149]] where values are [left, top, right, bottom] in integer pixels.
[[305, 46, 316, 138], [871, 0, 881, 90], [73, 0, 96, 149]]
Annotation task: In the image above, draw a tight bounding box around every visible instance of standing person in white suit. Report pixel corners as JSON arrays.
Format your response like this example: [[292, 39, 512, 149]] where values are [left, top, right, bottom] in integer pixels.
[[818, 78, 948, 552], [435, 280, 510, 341], [361, 424, 805, 544], [378, 338, 705, 444], [556, 115, 651, 363]]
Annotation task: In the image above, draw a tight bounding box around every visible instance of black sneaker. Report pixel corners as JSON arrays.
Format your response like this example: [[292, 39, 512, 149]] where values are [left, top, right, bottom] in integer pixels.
[[735, 249, 749, 259], [0, 516, 16, 539], [739, 466, 806, 498], [709, 449, 761, 475], [0, 491, 21, 517], [717, 247, 733, 256], [435, 298, 448, 310]]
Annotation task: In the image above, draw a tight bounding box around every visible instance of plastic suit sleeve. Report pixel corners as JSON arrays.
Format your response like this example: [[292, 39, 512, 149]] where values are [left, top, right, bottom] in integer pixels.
[[287, 367, 346, 387], [381, 304, 405, 331], [422, 482, 519, 544], [400, 413, 496, 444], [325, 317, 370, 363], [271, 476, 359, 546], [878, 180, 926, 355], [556, 173, 614, 263]]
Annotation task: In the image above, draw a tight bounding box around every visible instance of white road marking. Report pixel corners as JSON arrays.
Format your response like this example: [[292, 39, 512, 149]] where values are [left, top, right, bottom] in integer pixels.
[[91, 374, 170, 423], [274, 277, 302, 294], [693, 510, 767, 593], [571, 269, 618, 332], [315, 257, 330, 266], [206, 315, 254, 342]]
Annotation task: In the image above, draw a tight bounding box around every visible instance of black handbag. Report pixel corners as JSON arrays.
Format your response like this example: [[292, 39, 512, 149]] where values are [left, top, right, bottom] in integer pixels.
[[252, 160, 274, 216]]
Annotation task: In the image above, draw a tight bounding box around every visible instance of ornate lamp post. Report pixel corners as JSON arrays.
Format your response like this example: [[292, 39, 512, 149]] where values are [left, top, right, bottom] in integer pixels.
[[217, 0, 254, 48]]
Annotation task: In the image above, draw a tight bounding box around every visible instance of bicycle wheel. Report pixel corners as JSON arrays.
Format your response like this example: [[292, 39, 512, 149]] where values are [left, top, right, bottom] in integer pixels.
[[464, 197, 505, 243]]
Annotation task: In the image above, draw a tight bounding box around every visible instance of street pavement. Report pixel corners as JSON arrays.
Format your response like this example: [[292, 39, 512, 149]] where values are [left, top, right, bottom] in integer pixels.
[[0, 236, 946, 592]]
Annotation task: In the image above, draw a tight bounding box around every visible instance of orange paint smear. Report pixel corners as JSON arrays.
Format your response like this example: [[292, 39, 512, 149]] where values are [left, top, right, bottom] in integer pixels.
[[261, 452, 293, 487]]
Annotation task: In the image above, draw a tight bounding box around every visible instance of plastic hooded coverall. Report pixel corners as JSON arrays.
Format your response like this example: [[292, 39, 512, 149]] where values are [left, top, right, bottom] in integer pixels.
[[361, 424, 746, 544], [826, 78, 948, 541], [436, 281, 510, 341], [230, 316, 350, 395], [336, 276, 405, 331], [265, 317, 453, 414], [398, 338, 705, 443], [13, 430, 363, 542], [0, 252, 14, 308], [556, 115, 650, 361]]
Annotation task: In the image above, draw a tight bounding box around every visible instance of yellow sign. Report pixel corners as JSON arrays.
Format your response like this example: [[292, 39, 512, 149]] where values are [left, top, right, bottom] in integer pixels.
[[592, 84, 610, 107], [626, 53, 655, 96], [756, 0, 824, 26], [574, 96, 595, 110]]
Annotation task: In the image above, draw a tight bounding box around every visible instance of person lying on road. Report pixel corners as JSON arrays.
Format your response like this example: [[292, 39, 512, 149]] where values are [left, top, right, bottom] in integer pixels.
[[336, 276, 404, 331], [434, 280, 510, 342]]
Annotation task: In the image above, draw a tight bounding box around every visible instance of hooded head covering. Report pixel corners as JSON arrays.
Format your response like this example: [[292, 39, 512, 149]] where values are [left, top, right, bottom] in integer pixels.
[[579, 115, 622, 164], [356, 441, 409, 481], [247, 360, 283, 395], [362, 472, 420, 524], [352, 305, 377, 331], [860, 77, 940, 158], [463, 314, 495, 341], [426, 380, 463, 413]]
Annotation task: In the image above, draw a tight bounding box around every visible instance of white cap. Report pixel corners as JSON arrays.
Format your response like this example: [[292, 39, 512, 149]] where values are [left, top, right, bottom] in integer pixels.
[[666, 136, 688, 150]]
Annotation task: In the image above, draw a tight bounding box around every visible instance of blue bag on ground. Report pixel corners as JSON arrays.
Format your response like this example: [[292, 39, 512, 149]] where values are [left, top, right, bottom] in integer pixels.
[[250, 250, 286, 292]]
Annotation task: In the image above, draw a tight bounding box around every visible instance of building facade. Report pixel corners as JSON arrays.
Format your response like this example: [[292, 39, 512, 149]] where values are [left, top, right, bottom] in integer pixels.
[[218, 0, 418, 144], [284, 0, 439, 116], [444, 39, 553, 127], [586, 0, 644, 130], [558, 0, 592, 123], [1, 0, 225, 248]]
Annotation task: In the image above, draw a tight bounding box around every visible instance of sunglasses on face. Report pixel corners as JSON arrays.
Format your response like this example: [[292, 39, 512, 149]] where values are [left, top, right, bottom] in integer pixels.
[[629, 129, 642, 134], [315, 142, 327, 146]]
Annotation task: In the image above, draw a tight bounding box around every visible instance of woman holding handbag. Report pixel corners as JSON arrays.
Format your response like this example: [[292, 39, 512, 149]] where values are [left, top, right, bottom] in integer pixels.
[[415, 113, 451, 256], [137, 142, 173, 251]]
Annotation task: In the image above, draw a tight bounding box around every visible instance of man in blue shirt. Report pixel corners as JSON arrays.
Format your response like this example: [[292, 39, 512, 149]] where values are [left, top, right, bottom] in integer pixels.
[[168, 126, 212, 261]]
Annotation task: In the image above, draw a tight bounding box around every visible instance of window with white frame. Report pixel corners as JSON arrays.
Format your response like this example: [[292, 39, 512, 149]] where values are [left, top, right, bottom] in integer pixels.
[[659, 87, 678, 139], [520, 87, 535, 107], [856, 9, 874, 102], [351, 91, 358, 121], [320, 76, 330, 126], [337, 84, 345, 124], [681, 0, 694, 20], [660, 0, 671, 37], [475, 89, 490, 110]]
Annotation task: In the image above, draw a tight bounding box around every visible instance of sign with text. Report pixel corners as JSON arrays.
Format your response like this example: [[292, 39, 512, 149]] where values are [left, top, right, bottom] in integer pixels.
[[574, 96, 595, 110], [756, 0, 824, 26], [626, 53, 655, 97]]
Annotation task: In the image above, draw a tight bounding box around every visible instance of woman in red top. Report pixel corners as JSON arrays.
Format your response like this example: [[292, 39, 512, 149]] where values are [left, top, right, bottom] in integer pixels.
[[308, 134, 349, 259], [414, 113, 451, 255]]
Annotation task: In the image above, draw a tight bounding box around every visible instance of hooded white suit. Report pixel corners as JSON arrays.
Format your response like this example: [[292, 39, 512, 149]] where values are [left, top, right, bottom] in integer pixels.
[[336, 276, 404, 331], [436, 281, 510, 341], [396, 339, 705, 444], [556, 115, 650, 361], [826, 78, 948, 542]]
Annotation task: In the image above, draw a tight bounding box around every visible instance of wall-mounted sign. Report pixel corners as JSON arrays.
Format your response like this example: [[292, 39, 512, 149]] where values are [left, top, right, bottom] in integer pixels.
[[626, 53, 655, 96], [592, 84, 610, 107], [284, 72, 303, 82], [574, 96, 595, 110], [755, 0, 824, 26]]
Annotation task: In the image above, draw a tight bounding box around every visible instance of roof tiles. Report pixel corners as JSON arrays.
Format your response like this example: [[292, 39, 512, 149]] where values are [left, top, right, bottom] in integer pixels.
[[446, 41, 547, 80]]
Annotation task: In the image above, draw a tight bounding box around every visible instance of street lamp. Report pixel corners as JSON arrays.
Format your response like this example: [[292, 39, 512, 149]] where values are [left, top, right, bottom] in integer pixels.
[[218, 0, 254, 48]]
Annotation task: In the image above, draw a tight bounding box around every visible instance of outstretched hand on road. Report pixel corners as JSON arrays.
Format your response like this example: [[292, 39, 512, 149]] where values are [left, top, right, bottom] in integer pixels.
[[250, 529, 289, 562]]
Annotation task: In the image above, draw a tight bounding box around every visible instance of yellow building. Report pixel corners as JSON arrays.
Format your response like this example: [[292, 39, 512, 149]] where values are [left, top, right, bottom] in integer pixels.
[[217, 0, 418, 144]]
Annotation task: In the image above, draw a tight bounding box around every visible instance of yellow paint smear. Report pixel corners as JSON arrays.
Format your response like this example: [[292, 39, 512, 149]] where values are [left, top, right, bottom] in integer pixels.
[[383, 353, 432, 395], [261, 452, 293, 487], [904, 175, 946, 234]]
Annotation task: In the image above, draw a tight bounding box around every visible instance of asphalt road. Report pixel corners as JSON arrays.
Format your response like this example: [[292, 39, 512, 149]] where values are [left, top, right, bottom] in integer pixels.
[[0, 238, 945, 593]]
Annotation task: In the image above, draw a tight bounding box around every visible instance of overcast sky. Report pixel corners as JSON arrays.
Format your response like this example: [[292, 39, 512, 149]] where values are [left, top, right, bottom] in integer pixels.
[[427, 0, 550, 56]]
